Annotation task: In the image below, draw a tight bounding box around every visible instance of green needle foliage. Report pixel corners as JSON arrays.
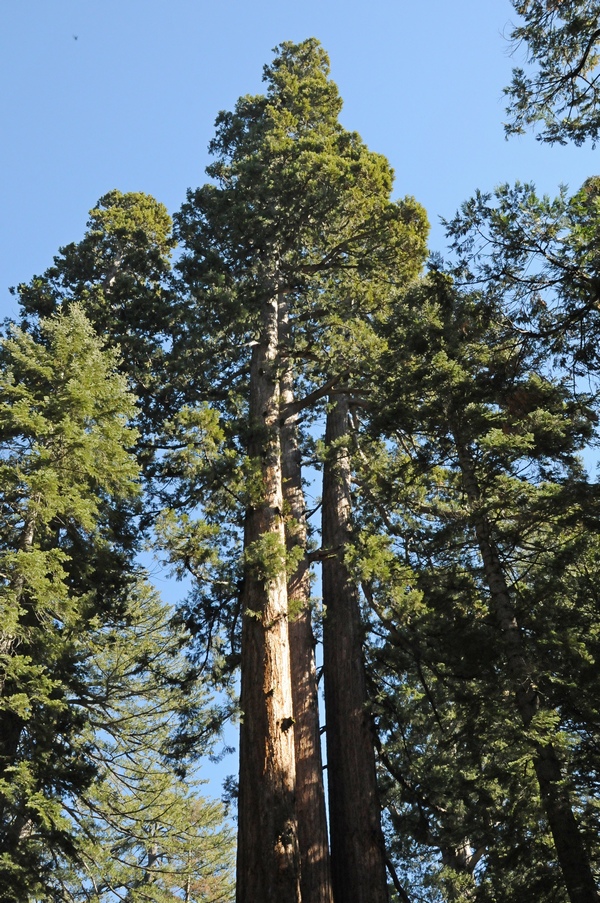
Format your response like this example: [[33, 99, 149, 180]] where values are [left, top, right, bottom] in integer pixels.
[[505, 1, 600, 145], [446, 176, 600, 378], [351, 274, 600, 901], [0, 308, 233, 901], [174, 38, 427, 390], [15, 190, 178, 434], [6, 23, 600, 902], [169, 38, 428, 899], [164, 36, 427, 682], [47, 583, 235, 903], [0, 306, 138, 896]]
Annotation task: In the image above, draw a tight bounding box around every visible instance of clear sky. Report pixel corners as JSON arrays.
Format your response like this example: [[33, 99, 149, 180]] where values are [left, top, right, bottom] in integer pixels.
[[1, 0, 598, 796]]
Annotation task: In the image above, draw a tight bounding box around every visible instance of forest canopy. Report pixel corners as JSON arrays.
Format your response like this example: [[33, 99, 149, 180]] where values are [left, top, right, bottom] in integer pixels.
[[2, 7, 600, 903]]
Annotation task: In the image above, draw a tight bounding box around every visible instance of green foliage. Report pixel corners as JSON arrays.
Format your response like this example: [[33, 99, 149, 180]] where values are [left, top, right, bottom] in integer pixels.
[[155, 405, 245, 682], [352, 274, 600, 900], [446, 177, 600, 378], [0, 306, 234, 900], [244, 533, 289, 587], [9, 28, 600, 903], [14, 190, 177, 431], [505, 1, 600, 145], [165, 37, 428, 679], [47, 584, 235, 903], [174, 38, 428, 395], [0, 306, 140, 896]]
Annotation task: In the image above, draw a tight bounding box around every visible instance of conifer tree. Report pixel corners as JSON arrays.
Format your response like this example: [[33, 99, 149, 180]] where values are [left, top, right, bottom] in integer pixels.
[[281, 351, 332, 903], [505, 1, 600, 145], [171, 39, 428, 901], [446, 177, 600, 381], [0, 305, 234, 901], [49, 583, 235, 903], [15, 189, 177, 434], [0, 306, 139, 897], [321, 396, 390, 903], [354, 274, 600, 902]]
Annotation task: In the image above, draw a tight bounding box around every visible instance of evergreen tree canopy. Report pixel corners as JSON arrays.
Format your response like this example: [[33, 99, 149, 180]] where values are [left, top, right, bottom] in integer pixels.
[[169, 38, 428, 903], [49, 583, 235, 903], [165, 38, 428, 669], [445, 177, 600, 377], [0, 306, 234, 901], [351, 274, 600, 901], [505, 1, 600, 145], [5, 27, 600, 903], [14, 190, 177, 432], [0, 306, 138, 896]]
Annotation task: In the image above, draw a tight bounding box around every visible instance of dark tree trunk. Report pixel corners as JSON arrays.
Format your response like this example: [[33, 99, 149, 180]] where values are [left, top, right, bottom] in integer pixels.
[[322, 396, 389, 903], [281, 366, 333, 903], [453, 429, 599, 903], [236, 291, 301, 903]]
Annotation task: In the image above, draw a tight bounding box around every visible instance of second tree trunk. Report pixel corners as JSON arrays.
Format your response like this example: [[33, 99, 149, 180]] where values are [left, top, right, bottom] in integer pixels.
[[322, 395, 389, 903]]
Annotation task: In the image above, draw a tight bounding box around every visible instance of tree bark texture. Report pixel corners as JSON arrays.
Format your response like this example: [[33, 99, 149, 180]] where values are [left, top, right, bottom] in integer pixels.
[[453, 429, 599, 903], [236, 292, 301, 903], [281, 348, 333, 903], [322, 396, 390, 903]]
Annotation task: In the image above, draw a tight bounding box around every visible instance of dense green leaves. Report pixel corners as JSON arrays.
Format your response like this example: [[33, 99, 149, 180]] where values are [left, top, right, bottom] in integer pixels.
[[48, 584, 235, 903], [164, 38, 428, 678], [445, 177, 600, 378], [15, 190, 178, 432], [174, 38, 427, 391], [0, 308, 233, 901]]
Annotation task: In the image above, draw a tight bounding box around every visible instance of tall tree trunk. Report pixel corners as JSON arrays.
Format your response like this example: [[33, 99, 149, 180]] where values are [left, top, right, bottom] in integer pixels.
[[322, 395, 389, 903], [453, 428, 599, 903], [281, 331, 333, 903], [236, 291, 301, 903]]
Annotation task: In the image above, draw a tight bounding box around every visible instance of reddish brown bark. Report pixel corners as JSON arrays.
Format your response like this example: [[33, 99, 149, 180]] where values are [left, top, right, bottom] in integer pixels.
[[322, 396, 389, 903], [236, 292, 301, 903], [279, 295, 333, 902], [281, 371, 333, 903]]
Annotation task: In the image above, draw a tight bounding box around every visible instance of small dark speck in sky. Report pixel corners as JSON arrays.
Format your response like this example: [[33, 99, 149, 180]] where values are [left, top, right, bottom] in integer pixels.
[[73, 35, 78, 41]]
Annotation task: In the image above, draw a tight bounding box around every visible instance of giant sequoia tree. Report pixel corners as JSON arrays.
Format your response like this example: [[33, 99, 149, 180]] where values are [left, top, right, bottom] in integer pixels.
[[171, 38, 427, 902]]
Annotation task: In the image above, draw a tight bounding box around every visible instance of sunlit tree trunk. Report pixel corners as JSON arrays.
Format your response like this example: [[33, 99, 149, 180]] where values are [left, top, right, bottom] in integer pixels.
[[236, 289, 301, 903], [281, 306, 333, 901]]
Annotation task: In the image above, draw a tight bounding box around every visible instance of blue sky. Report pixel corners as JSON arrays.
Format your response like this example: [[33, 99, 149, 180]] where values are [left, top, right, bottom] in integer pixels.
[[2, 0, 599, 326], [2, 0, 599, 797]]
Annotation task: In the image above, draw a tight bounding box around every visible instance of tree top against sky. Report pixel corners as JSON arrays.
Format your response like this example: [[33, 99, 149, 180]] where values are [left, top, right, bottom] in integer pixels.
[[2, 1, 599, 329]]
